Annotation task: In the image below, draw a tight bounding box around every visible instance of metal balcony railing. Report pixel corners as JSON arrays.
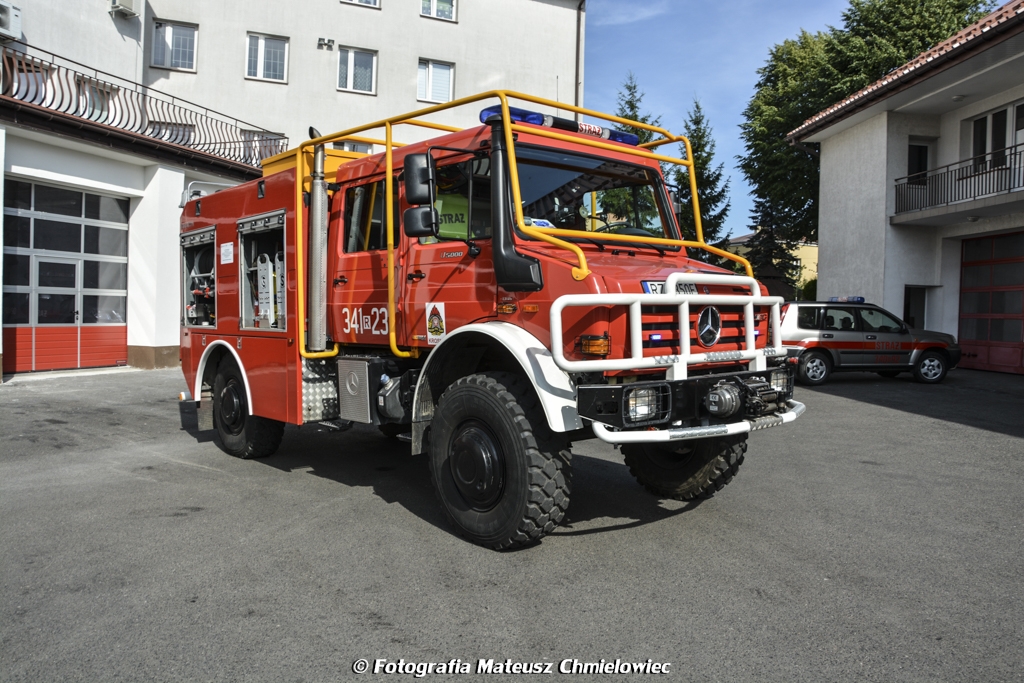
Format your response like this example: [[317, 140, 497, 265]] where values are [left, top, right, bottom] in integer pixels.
[[0, 44, 288, 168], [895, 141, 1024, 214]]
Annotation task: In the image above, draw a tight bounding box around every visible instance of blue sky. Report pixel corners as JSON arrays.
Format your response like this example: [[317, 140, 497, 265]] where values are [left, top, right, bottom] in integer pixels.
[[583, 0, 851, 238]]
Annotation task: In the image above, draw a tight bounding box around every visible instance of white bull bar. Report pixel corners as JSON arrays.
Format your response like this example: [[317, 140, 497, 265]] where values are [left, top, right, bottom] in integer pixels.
[[591, 399, 806, 444], [550, 273, 785, 381]]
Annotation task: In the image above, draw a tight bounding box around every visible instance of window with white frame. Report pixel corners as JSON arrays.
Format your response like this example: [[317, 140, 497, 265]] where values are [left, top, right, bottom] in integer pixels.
[[417, 59, 453, 103], [246, 33, 288, 82], [340, 0, 380, 7], [421, 0, 455, 21], [338, 47, 376, 94], [152, 22, 197, 71], [971, 100, 1024, 167]]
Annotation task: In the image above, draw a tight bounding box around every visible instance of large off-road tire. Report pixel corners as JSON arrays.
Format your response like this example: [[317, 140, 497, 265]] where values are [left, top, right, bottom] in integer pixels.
[[913, 350, 948, 384], [798, 350, 832, 386], [213, 357, 284, 459], [428, 372, 571, 550], [622, 435, 747, 501]]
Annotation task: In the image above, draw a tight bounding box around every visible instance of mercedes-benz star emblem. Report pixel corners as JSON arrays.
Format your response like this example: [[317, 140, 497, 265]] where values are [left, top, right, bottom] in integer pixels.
[[697, 306, 722, 347]]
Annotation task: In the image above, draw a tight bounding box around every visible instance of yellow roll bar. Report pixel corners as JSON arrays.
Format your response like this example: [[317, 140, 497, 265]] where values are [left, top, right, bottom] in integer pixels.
[[289, 90, 753, 360]]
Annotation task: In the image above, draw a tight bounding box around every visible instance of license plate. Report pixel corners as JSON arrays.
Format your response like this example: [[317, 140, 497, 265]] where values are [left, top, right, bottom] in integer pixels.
[[642, 281, 698, 295]]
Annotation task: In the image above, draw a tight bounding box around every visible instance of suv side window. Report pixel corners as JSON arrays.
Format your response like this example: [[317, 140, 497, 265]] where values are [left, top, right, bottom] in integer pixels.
[[859, 308, 904, 333], [823, 307, 858, 331], [797, 306, 824, 330]]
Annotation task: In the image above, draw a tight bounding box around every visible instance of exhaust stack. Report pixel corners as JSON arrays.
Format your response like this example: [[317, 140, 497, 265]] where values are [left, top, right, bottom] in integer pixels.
[[308, 127, 329, 352]]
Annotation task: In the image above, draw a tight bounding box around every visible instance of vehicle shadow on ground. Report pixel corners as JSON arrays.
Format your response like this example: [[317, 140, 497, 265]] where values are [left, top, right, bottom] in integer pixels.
[[177, 400, 217, 444], [235, 422, 702, 546], [801, 369, 1024, 439]]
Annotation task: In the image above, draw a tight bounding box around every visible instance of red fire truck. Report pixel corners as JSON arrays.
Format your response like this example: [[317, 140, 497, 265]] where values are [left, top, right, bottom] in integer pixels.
[[179, 92, 805, 549]]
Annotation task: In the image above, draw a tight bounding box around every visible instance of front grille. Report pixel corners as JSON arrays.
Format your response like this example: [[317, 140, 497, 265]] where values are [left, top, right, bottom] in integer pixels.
[[640, 304, 767, 356], [638, 301, 770, 360]]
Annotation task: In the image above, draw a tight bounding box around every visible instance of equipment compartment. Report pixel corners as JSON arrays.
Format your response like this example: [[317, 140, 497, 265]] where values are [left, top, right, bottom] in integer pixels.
[[238, 210, 287, 331], [181, 227, 217, 327]]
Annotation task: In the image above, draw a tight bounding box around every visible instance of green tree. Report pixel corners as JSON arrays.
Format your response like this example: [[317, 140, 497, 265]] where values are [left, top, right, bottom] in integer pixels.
[[739, 0, 995, 244], [673, 99, 731, 260], [824, 0, 996, 102], [744, 201, 800, 298], [602, 73, 662, 231], [739, 30, 831, 245], [612, 71, 661, 145]]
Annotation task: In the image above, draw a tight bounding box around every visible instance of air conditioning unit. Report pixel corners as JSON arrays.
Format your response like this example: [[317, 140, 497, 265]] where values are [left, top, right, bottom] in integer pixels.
[[0, 1, 22, 41], [110, 0, 139, 18]]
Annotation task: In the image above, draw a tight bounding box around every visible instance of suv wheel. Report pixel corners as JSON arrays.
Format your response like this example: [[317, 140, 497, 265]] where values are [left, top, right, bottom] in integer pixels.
[[913, 351, 948, 384], [798, 351, 831, 386]]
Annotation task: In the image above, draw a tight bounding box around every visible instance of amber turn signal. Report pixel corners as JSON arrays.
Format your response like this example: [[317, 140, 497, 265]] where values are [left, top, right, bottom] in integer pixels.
[[497, 303, 518, 314], [579, 334, 611, 356]]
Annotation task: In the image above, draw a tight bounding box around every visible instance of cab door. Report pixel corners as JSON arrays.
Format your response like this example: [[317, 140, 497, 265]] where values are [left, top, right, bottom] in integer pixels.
[[857, 307, 913, 367], [821, 306, 866, 367], [403, 156, 496, 348], [328, 179, 397, 345]]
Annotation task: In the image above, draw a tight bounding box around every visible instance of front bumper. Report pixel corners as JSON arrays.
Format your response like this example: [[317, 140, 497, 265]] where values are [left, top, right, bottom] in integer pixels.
[[576, 365, 804, 444], [592, 399, 805, 443]]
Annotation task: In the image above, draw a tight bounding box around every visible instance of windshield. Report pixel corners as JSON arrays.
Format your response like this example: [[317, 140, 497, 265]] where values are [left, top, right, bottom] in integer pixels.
[[513, 146, 677, 241]]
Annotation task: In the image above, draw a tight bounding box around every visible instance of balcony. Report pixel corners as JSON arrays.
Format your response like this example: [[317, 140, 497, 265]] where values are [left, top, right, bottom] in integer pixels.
[[893, 142, 1024, 227], [0, 44, 287, 179]]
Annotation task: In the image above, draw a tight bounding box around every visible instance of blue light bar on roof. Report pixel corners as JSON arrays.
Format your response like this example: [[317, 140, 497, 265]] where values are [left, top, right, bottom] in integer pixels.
[[478, 105, 641, 146], [607, 129, 641, 146], [479, 105, 546, 125]]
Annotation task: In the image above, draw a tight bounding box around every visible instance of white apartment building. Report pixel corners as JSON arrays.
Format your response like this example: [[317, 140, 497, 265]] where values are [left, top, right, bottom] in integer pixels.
[[789, 1, 1024, 375], [1, 0, 586, 374]]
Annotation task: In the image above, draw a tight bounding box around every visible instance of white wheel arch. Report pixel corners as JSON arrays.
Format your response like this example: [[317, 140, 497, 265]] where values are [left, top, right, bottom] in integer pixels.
[[193, 341, 254, 415], [412, 322, 582, 450]]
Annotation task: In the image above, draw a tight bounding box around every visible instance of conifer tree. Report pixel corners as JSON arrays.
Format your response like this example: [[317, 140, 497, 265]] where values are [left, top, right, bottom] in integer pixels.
[[673, 99, 731, 261], [743, 200, 799, 299], [602, 73, 662, 229]]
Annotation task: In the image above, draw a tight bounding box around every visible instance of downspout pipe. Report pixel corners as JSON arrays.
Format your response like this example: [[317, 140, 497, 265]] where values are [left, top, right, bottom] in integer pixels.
[[307, 126, 329, 352], [574, 0, 585, 122]]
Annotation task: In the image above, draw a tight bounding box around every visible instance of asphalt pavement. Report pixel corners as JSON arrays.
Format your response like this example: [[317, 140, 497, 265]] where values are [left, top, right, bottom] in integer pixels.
[[1, 366, 1022, 682]]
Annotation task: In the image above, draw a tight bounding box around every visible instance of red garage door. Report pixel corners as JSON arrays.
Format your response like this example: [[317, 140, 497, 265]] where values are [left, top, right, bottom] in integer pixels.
[[959, 231, 1024, 374], [3, 179, 128, 373]]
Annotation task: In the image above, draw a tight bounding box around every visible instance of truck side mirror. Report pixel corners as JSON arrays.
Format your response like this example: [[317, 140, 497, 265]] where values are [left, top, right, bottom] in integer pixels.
[[669, 191, 683, 216], [403, 153, 435, 206], [403, 205, 439, 238]]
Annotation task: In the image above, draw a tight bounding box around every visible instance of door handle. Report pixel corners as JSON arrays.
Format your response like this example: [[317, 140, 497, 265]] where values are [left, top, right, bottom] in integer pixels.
[[333, 276, 348, 286], [407, 271, 426, 281], [821, 333, 834, 338], [75, 310, 79, 322], [866, 334, 877, 340]]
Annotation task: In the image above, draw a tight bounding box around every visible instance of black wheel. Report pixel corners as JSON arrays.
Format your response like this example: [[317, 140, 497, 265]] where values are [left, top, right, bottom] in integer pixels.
[[798, 350, 831, 386], [213, 357, 284, 458], [913, 350, 948, 384], [622, 435, 747, 501], [876, 371, 901, 378], [378, 423, 409, 439], [428, 372, 571, 550]]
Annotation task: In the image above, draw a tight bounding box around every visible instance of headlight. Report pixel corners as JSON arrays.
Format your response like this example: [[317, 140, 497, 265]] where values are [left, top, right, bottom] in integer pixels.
[[769, 368, 793, 396], [623, 384, 671, 425]]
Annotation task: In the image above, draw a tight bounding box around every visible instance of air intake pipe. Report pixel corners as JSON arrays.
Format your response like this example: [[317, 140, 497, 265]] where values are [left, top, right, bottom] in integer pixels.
[[308, 126, 329, 352]]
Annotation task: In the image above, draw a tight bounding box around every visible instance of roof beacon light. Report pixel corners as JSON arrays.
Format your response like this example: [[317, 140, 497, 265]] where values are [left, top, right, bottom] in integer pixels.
[[478, 105, 640, 146]]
